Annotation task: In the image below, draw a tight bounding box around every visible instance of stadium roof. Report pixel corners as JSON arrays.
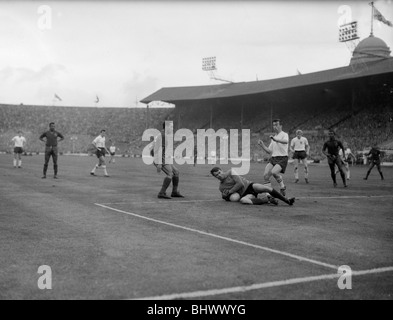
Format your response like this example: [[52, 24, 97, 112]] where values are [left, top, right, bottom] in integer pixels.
[[140, 57, 393, 104]]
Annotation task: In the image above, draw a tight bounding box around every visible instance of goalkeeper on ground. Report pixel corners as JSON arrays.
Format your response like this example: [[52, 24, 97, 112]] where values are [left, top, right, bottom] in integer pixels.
[[210, 167, 295, 206]]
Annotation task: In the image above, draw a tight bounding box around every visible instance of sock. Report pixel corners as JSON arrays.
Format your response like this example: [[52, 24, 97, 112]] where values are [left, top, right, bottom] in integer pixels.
[[269, 189, 289, 204], [304, 167, 309, 179], [160, 177, 172, 194], [172, 176, 179, 194], [18, 160, 22, 167], [331, 172, 337, 183], [347, 170, 350, 180], [380, 171, 384, 179], [91, 165, 98, 173], [294, 167, 299, 179], [13, 159, 17, 167], [102, 165, 108, 176], [275, 176, 285, 189]]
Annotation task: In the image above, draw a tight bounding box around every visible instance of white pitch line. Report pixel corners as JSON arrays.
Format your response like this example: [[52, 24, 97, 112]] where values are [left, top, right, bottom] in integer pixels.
[[297, 195, 393, 200], [95, 203, 338, 270], [100, 195, 393, 205], [99, 199, 221, 205], [134, 266, 393, 300]]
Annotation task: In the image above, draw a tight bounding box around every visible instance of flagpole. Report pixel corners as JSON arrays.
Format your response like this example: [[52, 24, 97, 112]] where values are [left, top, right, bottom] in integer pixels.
[[370, 1, 374, 36]]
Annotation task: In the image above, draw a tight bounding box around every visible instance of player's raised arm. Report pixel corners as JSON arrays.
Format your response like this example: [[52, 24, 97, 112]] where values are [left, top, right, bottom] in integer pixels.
[[258, 139, 272, 154]]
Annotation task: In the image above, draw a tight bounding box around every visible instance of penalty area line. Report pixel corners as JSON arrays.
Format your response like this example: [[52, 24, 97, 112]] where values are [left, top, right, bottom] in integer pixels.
[[95, 203, 339, 271], [133, 266, 393, 300]]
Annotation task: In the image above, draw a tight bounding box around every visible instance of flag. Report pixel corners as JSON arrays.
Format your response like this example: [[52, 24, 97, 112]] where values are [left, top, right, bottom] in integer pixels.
[[95, 95, 99, 103], [374, 7, 393, 27], [54, 93, 62, 101]]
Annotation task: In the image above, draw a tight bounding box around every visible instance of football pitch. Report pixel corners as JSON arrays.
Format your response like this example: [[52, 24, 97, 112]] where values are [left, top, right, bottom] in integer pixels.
[[0, 154, 392, 300]]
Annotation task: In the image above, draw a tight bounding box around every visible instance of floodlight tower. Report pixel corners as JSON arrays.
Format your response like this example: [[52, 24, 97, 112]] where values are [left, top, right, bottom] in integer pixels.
[[202, 56, 233, 83], [339, 21, 360, 53]]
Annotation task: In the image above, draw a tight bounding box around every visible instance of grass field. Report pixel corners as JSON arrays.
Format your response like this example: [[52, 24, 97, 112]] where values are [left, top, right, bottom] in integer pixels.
[[0, 154, 392, 300]]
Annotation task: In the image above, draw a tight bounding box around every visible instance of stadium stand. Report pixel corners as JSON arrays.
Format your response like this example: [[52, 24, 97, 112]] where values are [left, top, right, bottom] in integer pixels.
[[1, 101, 392, 162], [0, 104, 173, 155]]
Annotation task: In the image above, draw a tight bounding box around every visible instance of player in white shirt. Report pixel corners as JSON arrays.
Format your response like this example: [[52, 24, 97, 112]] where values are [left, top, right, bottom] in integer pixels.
[[11, 131, 26, 168], [108, 140, 117, 164], [336, 142, 355, 180], [290, 130, 310, 183], [90, 130, 110, 177], [258, 119, 289, 196]]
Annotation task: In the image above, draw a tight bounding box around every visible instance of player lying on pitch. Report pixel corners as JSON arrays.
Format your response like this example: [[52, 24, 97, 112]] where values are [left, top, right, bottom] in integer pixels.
[[210, 167, 295, 205]]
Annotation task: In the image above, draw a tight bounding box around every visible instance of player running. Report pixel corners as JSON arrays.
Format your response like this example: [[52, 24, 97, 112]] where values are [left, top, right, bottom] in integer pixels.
[[322, 129, 347, 188], [336, 142, 355, 180], [290, 130, 310, 183], [258, 119, 289, 196], [11, 131, 26, 168], [210, 167, 295, 205], [363, 144, 384, 180], [90, 130, 110, 177]]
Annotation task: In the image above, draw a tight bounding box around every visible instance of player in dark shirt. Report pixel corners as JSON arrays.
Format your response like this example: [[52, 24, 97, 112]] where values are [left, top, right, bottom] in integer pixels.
[[151, 121, 184, 199], [322, 130, 347, 188], [39, 122, 64, 179], [363, 145, 384, 180], [210, 167, 295, 205]]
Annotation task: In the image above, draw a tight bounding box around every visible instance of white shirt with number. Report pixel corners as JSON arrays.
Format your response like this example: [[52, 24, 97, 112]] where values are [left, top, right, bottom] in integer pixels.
[[269, 131, 289, 157], [12, 136, 26, 148], [93, 135, 106, 148], [291, 136, 309, 152]]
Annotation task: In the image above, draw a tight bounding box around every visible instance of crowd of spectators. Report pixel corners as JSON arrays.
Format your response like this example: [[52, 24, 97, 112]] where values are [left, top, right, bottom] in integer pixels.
[[1, 102, 392, 162], [0, 104, 172, 154]]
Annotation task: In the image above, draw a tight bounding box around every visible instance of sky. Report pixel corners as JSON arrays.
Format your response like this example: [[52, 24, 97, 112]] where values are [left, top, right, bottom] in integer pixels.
[[0, 0, 392, 108]]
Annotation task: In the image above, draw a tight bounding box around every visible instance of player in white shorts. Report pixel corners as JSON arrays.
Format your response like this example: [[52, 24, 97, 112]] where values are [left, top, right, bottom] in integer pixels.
[[11, 131, 26, 168], [90, 130, 110, 177], [290, 130, 310, 183], [258, 119, 289, 196], [336, 142, 355, 180]]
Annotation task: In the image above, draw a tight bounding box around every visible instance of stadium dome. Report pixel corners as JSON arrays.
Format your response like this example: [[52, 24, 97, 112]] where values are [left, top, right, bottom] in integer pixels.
[[350, 35, 391, 65]]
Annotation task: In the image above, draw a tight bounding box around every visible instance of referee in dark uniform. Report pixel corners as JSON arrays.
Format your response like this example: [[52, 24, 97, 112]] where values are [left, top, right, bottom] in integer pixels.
[[39, 122, 65, 179], [322, 129, 347, 188]]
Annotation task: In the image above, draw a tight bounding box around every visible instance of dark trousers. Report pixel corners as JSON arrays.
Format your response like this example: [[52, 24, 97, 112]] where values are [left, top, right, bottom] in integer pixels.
[[43, 146, 58, 175]]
